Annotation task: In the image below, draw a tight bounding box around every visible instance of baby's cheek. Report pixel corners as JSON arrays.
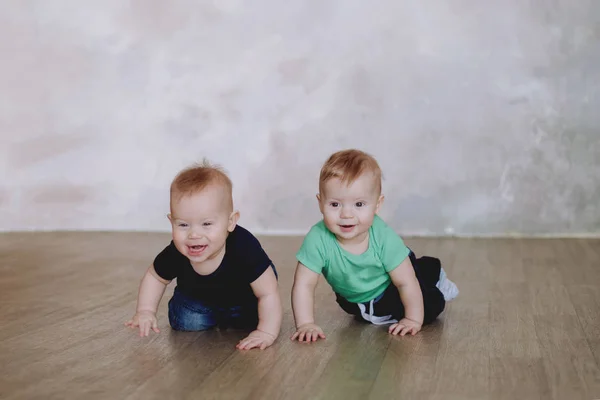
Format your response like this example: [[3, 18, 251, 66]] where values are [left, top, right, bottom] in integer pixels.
[[172, 235, 188, 251], [362, 213, 376, 225]]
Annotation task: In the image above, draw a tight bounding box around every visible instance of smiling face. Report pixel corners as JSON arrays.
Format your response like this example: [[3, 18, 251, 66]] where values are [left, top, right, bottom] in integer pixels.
[[318, 172, 383, 246], [168, 184, 239, 267]]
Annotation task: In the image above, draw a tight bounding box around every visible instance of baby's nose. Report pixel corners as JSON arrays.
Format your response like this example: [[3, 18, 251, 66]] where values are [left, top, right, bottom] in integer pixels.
[[188, 229, 202, 238], [340, 207, 353, 218]]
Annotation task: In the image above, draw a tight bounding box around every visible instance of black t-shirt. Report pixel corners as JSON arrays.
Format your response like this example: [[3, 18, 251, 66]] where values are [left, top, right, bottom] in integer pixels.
[[153, 225, 275, 306]]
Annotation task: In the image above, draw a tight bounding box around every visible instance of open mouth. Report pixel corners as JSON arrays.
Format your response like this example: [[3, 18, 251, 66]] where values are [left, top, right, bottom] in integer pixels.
[[187, 245, 207, 255], [339, 225, 355, 232]]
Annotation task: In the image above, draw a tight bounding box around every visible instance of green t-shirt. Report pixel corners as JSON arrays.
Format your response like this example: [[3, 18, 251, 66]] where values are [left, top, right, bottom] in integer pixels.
[[296, 215, 410, 303]]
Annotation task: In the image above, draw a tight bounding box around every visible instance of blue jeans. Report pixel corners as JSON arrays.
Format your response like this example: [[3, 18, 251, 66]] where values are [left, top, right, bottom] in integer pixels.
[[168, 289, 259, 331]]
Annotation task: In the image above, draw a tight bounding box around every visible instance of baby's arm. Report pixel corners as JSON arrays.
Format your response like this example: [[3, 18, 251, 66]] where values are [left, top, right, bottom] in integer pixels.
[[291, 262, 326, 343], [388, 256, 424, 336], [237, 267, 282, 350], [125, 265, 170, 337]]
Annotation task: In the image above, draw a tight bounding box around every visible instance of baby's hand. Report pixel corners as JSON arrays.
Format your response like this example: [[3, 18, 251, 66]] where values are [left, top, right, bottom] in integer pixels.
[[388, 318, 422, 336], [236, 330, 276, 350], [125, 311, 160, 337], [291, 323, 326, 343]]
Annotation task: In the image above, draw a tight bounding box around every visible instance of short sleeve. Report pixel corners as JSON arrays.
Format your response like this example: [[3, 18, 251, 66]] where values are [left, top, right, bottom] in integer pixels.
[[153, 242, 183, 280], [243, 235, 274, 283], [374, 217, 411, 272], [296, 223, 328, 274]]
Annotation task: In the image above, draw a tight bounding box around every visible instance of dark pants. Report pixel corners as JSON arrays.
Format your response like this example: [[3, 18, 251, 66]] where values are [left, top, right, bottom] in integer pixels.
[[335, 252, 446, 325], [168, 289, 259, 331]]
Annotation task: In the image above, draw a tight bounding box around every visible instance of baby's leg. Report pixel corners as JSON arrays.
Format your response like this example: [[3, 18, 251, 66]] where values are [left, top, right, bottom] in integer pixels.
[[409, 251, 459, 301], [408, 253, 446, 323], [167, 289, 217, 331], [335, 291, 395, 324], [372, 252, 447, 325], [374, 283, 445, 325]]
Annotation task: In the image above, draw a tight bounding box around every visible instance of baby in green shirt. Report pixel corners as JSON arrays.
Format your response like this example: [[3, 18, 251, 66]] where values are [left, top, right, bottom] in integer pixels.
[[291, 149, 458, 342]]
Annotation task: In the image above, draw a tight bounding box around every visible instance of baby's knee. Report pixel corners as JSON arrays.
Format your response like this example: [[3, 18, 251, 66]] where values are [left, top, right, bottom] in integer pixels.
[[168, 311, 215, 331], [169, 320, 214, 332], [168, 299, 216, 332], [422, 289, 446, 325]]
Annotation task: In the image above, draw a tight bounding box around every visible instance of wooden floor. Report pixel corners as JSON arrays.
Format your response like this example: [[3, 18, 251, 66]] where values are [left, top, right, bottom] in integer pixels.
[[1, 233, 600, 400]]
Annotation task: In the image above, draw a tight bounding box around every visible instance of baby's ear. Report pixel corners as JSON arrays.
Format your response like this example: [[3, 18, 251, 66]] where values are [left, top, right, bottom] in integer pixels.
[[167, 213, 172, 222], [316, 193, 325, 213], [228, 210, 240, 231], [376, 194, 385, 213]]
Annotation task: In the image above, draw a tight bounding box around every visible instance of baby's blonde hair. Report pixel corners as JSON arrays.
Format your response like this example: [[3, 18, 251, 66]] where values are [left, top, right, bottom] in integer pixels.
[[319, 149, 382, 194], [170, 159, 233, 210]]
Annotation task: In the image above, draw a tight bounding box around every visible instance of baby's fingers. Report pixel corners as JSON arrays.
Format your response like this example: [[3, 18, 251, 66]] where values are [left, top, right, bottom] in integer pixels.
[[125, 318, 138, 328], [303, 330, 317, 343], [236, 336, 252, 349], [151, 319, 160, 333], [399, 325, 412, 336], [298, 331, 309, 342], [389, 323, 405, 335], [237, 338, 261, 350], [310, 330, 323, 342], [300, 331, 310, 342], [260, 340, 271, 350], [292, 329, 322, 343], [139, 321, 150, 337], [144, 321, 153, 337]]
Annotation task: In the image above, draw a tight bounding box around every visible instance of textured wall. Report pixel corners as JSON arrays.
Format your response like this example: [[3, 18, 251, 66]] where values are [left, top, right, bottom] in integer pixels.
[[1, 1, 599, 236]]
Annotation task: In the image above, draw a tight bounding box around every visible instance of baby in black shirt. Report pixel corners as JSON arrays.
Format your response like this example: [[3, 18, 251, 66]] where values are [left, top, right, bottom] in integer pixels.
[[125, 161, 282, 350]]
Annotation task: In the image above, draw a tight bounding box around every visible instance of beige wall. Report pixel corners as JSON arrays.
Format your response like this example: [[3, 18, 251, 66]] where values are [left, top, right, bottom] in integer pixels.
[[1, 1, 599, 236]]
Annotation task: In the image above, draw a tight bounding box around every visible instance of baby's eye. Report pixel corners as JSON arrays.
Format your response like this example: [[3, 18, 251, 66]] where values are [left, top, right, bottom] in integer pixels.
[[355, 202, 364, 207], [203, 222, 212, 226], [178, 223, 188, 227], [330, 202, 339, 208]]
